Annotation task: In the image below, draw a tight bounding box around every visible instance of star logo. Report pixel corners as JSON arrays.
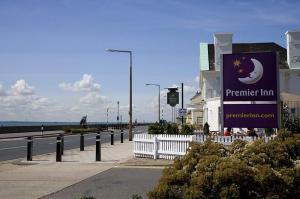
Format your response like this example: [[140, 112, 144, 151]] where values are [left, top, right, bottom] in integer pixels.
[[233, 59, 241, 68]]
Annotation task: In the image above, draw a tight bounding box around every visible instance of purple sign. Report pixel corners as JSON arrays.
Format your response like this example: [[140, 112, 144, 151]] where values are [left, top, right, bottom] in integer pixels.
[[223, 52, 277, 101], [224, 104, 278, 128]]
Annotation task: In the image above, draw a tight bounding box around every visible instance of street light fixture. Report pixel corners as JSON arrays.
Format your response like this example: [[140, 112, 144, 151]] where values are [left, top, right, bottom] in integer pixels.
[[106, 49, 133, 141], [146, 83, 161, 123]]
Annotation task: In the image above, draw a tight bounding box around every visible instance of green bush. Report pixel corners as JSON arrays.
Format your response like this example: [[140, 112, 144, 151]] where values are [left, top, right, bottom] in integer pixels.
[[63, 127, 72, 133], [70, 128, 98, 134], [180, 124, 194, 135], [148, 134, 300, 198], [165, 123, 179, 135], [148, 123, 163, 134]]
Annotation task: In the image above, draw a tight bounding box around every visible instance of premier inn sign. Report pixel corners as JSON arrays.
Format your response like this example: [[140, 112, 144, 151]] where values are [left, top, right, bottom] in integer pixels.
[[222, 52, 279, 128], [223, 52, 277, 101]]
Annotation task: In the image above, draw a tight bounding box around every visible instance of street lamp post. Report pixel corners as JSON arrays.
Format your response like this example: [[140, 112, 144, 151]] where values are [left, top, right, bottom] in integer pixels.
[[117, 101, 120, 129], [106, 49, 133, 141], [146, 83, 160, 123], [106, 107, 109, 131]]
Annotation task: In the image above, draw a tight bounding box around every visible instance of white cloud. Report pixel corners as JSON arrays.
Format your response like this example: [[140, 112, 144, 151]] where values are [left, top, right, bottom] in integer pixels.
[[0, 80, 51, 114], [79, 92, 106, 105], [11, 80, 34, 95], [0, 84, 6, 96], [70, 106, 80, 112], [59, 74, 101, 92], [184, 85, 196, 93]]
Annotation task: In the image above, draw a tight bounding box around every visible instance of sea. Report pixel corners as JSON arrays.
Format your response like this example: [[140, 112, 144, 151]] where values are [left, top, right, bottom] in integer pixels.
[[0, 121, 114, 127]]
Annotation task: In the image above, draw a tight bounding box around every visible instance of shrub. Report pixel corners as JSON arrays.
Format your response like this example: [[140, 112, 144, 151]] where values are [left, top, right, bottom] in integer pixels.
[[148, 123, 163, 134], [148, 134, 300, 198], [165, 123, 179, 135], [70, 128, 98, 134], [180, 124, 194, 135], [63, 127, 71, 133]]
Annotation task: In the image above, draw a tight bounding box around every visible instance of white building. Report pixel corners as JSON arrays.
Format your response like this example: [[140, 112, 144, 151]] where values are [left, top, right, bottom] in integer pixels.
[[195, 31, 300, 132]]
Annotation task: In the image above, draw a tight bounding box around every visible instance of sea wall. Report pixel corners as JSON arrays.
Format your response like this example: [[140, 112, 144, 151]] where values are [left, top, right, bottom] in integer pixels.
[[0, 123, 131, 134]]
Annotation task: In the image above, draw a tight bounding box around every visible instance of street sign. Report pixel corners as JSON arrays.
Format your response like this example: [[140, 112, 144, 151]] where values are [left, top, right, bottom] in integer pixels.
[[167, 89, 179, 107], [178, 108, 187, 117]]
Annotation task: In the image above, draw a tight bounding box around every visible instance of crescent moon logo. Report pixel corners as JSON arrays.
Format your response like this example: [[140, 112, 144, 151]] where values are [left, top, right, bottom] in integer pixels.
[[238, 58, 264, 84]]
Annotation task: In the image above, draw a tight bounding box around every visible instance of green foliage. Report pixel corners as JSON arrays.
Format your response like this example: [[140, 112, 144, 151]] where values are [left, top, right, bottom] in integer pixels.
[[63, 127, 72, 133], [264, 128, 274, 136], [165, 123, 179, 135], [148, 123, 164, 134], [180, 124, 194, 135], [148, 134, 300, 199], [203, 122, 210, 135], [71, 128, 98, 134]]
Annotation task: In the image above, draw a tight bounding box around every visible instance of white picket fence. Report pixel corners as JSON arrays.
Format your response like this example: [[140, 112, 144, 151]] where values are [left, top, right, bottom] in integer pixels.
[[133, 134, 194, 160], [133, 134, 273, 160]]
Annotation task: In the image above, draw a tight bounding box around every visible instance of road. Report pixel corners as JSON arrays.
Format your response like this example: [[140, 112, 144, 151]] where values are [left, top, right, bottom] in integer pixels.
[[0, 126, 148, 161]]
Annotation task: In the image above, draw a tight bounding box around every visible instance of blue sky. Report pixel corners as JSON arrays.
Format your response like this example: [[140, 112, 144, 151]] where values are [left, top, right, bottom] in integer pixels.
[[0, 0, 299, 122]]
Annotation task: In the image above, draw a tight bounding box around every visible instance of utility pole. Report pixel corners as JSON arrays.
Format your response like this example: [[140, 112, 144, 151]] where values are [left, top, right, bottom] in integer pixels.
[[117, 101, 120, 129], [181, 83, 184, 125], [106, 108, 109, 131]]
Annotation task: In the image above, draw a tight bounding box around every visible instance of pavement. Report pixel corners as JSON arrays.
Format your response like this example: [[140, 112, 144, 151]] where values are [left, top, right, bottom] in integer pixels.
[[0, 137, 173, 199]]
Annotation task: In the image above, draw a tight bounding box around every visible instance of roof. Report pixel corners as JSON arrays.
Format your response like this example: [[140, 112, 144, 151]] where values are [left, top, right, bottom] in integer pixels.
[[190, 91, 201, 100], [207, 42, 288, 70]]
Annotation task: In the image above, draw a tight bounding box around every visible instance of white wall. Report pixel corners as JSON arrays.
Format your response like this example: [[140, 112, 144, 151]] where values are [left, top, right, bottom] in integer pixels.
[[214, 33, 233, 71], [280, 69, 300, 95], [286, 31, 300, 69], [203, 98, 220, 131], [201, 71, 220, 100]]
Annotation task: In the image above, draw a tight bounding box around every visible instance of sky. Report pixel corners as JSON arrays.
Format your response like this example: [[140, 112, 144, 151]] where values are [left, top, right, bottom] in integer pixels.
[[0, 0, 300, 123]]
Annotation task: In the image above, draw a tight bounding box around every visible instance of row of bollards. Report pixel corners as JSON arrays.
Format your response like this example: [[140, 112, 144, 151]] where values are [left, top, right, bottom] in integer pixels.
[[27, 131, 124, 162]]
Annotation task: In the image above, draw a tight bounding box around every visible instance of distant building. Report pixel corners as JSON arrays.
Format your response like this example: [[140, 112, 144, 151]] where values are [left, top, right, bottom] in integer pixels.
[[192, 31, 300, 132], [186, 91, 203, 128]]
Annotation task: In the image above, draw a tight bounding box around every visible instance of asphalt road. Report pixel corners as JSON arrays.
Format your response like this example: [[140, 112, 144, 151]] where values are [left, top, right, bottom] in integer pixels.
[[42, 167, 163, 199], [0, 126, 148, 161]]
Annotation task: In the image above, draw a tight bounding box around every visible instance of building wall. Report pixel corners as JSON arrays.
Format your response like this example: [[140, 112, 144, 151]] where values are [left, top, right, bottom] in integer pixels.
[[286, 31, 300, 69], [200, 43, 209, 71], [201, 71, 220, 100], [280, 69, 300, 95], [203, 98, 221, 131]]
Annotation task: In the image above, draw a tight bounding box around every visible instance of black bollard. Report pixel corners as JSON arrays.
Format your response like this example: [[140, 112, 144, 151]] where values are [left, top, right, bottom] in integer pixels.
[[121, 131, 123, 143], [110, 131, 114, 145], [80, 133, 84, 151], [56, 136, 62, 162], [96, 133, 101, 161], [27, 136, 33, 161], [60, 134, 64, 155]]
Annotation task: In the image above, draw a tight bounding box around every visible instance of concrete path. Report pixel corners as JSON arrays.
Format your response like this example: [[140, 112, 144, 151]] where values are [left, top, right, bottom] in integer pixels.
[[42, 167, 163, 199], [0, 139, 133, 199]]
